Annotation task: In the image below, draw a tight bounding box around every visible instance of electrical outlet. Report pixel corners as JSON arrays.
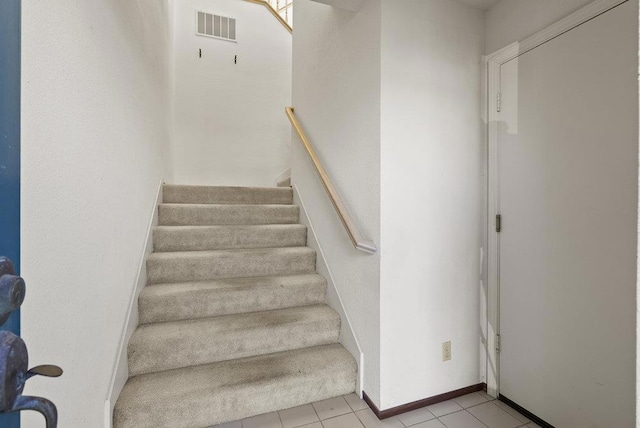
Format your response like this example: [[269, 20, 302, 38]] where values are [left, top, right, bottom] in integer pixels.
[[442, 341, 452, 362]]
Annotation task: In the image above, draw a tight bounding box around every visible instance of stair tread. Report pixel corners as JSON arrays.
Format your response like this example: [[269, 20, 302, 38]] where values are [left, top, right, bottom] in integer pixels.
[[128, 305, 340, 376], [153, 224, 307, 252], [163, 184, 293, 205], [146, 247, 317, 284], [132, 304, 338, 337], [158, 203, 300, 226], [141, 273, 326, 293], [147, 246, 315, 260], [115, 344, 356, 428], [139, 274, 327, 324], [159, 203, 297, 208], [153, 224, 306, 231]]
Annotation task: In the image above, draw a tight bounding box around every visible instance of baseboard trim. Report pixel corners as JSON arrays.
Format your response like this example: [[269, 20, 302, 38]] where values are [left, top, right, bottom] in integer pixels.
[[105, 180, 163, 428], [274, 167, 292, 187], [293, 184, 364, 396], [499, 394, 554, 428], [363, 383, 486, 420]]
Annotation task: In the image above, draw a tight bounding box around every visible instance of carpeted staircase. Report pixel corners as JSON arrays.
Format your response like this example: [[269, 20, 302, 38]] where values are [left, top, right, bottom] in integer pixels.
[[113, 185, 357, 428]]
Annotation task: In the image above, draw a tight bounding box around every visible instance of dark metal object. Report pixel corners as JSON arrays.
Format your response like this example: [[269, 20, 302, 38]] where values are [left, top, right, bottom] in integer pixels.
[[496, 214, 502, 233], [0, 258, 25, 326], [0, 257, 62, 427]]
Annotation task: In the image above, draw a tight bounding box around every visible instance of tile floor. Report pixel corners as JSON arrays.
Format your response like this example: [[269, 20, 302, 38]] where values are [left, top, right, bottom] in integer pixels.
[[212, 391, 544, 428]]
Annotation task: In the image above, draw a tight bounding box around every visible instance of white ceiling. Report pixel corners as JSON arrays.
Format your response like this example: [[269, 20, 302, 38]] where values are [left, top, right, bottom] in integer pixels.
[[452, 0, 501, 11]]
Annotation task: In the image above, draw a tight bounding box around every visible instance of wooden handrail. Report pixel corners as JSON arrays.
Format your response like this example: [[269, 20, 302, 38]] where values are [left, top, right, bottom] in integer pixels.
[[243, 0, 292, 33], [285, 107, 378, 254]]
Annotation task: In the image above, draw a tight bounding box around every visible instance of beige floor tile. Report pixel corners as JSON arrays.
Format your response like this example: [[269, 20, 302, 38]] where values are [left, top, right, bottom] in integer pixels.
[[211, 421, 242, 428], [425, 400, 464, 417], [321, 413, 364, 428], [525, 423, 542, 428], [301, 424, 323, 428], [242, 411, 283, 428], [344, 393, 369, 412], [452, 392, 490, 409], [354, 409, 403, 428], [467, 402, 521, 428], [478, 391, 495, 401], [410, 420, 447, 428], [396, 407, 436, 426], [493, 401, 531, 424], [438, 410, 486, 428], [279, 404, 320, 428], [313, 396, 353, 420]]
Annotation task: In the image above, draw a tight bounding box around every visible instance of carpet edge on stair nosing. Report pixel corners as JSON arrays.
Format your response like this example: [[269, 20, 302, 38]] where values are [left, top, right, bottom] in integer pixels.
[[131, 304, 340, 332]]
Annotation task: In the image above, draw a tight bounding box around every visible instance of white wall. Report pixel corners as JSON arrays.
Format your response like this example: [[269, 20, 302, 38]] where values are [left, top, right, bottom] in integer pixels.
[[485, 0, 593, 53], [310, 0, 366, 12], [292, 0, 382, 406], [171, 0, 292, 186], [379, 0, 485, 410], [20, 0, 172, 426]]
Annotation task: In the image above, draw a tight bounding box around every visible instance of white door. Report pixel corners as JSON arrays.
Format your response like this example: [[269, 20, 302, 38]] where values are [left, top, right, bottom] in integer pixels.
[[497, 1, 637, 426]]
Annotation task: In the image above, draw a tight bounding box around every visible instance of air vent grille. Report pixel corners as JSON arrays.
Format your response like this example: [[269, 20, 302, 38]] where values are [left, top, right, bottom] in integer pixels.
[[197, 11, 236, 42]]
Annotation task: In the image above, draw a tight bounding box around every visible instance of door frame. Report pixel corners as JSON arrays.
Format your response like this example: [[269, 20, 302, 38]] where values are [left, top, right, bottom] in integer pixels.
[[482, 0, 629, 398]]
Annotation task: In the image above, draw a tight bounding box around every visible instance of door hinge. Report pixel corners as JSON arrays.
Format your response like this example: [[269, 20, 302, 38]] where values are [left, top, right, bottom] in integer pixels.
[[496, 214, 502, 233], [496, 92, 501, 112], [496, 334, 501, 353]]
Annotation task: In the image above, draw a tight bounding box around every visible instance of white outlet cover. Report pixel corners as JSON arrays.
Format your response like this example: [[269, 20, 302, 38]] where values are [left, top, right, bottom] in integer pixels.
[[442, 341, 452, 362]]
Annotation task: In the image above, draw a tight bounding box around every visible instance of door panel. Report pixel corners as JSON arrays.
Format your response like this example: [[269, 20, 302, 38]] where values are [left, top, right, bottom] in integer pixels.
[[0, 0, 21, 426], [498, 2, 638, 426]]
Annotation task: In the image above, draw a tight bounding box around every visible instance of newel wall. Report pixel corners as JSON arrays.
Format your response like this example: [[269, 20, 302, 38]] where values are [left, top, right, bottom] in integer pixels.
[[292, 0, 486, 411]]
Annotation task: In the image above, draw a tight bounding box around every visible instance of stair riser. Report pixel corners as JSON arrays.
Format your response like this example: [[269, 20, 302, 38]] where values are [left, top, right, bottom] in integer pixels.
[[139, 280, 327, 324], [159, 204, 299, 226], [146, 250, 316, 284], [128, 316, 340, 376], [163, 185, 293, 205], [153, 226, 307, 252], [114, 345, 357, 428]]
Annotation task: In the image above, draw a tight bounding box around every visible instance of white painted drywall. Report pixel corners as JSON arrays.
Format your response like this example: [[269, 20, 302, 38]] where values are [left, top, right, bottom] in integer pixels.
[[485, 0, 594, 53], [171, 0, 292, 186], [310, 0, 365, 12], [452, 0, 500, 11], [20, 0, 172, 426], [379, 0, 485, 410], [292, 0, 382, 407]]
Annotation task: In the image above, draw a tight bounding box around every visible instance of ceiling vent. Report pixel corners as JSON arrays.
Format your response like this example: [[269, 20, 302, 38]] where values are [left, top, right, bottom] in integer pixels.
[[196, 11, 236, 42]]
